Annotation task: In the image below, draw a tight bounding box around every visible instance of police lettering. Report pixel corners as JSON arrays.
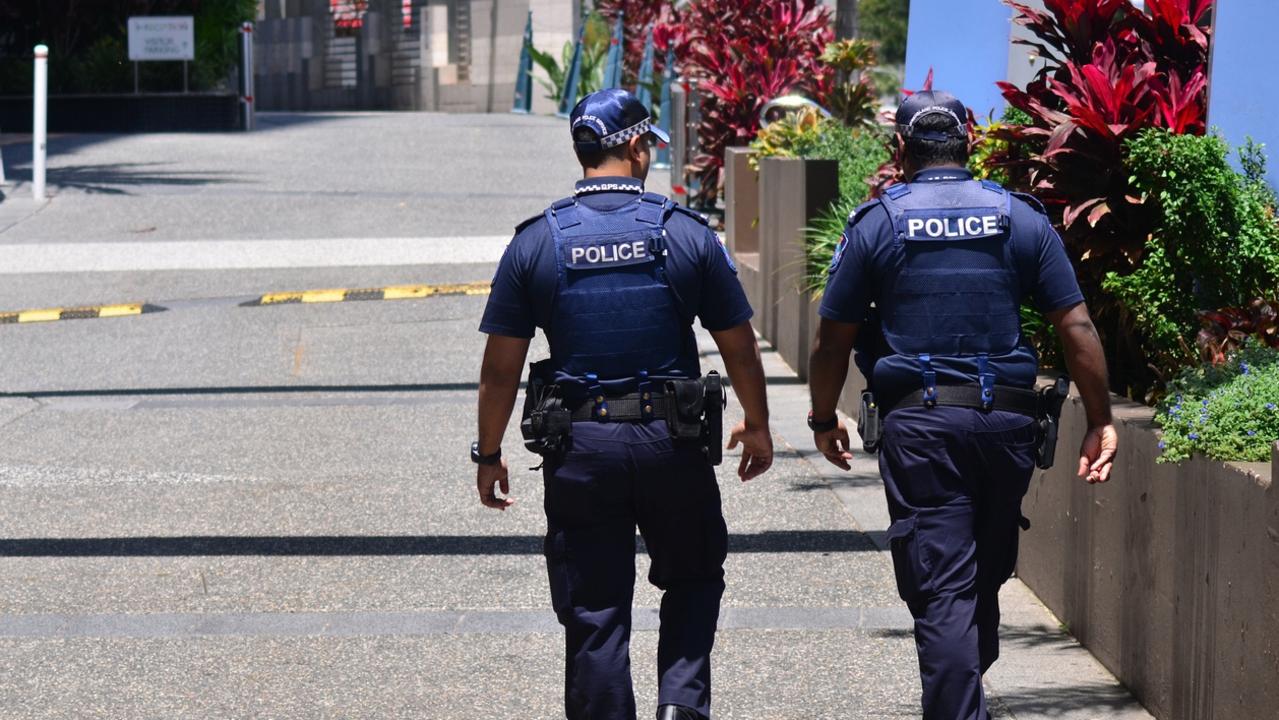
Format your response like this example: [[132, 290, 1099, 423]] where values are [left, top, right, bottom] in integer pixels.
[[570, 240, 649, 264], [905, 215, 1000, 239]]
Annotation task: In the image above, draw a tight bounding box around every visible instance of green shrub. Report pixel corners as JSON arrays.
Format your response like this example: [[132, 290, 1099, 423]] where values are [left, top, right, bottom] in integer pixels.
[[1155, 342, 1279, 463], [1103, 129, 1279, 376]]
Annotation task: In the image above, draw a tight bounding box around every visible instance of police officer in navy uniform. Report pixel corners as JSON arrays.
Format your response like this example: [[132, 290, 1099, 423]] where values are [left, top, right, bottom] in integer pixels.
[[807, 91, 1119, 719], [473, 88, 774, 720]]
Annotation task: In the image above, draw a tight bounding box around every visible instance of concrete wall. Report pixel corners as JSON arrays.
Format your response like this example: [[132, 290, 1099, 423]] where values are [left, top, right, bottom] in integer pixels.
[[1207, 2, 1279, 189], [1019, 392, 1278, 720], [724, 147, 762, 324], [253, 0, 571, 113], [758, 157, 839, 382], [904, 0, 1011, 116]]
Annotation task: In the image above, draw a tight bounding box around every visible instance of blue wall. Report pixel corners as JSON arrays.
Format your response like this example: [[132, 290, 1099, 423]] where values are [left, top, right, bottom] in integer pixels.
[[903, 0, 1012, 119], [1207, 2, 1279, 188]]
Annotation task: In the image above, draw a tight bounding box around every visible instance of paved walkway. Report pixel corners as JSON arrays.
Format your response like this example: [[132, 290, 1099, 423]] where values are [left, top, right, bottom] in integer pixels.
[[0, 113, 1153, 718]]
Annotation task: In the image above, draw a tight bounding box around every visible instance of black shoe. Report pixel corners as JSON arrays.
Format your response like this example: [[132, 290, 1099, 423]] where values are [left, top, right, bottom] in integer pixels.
[[656, 705, 699, 720]]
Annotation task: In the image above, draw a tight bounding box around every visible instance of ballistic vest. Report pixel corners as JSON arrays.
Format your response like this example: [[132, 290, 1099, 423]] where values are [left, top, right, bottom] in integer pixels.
[[876, 179, 1023, 401], [544, 192, 688, 391]]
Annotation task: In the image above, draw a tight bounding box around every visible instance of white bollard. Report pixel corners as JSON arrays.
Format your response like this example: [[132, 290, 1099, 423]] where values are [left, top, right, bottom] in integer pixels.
[[32, 44, 48, 202]]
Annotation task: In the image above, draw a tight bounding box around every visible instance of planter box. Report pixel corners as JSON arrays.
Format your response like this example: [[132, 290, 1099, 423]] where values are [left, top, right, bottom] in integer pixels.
[[1019, 391, 1278, 719], [757, 157, 838, 381], [724, 147, 763, 320]]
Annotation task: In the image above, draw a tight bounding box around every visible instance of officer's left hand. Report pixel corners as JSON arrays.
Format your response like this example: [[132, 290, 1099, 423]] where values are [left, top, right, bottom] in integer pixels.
[[727, 420, 773, 481], [477, 459, 515, 511], [814, 420, 854, 471]]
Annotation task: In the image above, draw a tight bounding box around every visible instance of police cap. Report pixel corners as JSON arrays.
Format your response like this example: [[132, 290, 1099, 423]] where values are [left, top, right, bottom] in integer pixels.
[[896, 90, 968, 142], [570, 88, 670, 153]]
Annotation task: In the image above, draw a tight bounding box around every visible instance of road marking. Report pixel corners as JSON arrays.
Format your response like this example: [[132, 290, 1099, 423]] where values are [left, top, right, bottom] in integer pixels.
[[0, 236, 510, 274], [0, 303, 164, 324], [0, 606, 914, 639], [243, 281, 490, 307]]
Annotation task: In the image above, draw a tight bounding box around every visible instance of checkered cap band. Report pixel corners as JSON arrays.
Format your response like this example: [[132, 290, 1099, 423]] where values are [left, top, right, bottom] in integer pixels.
[[601, 119, 652, 149]]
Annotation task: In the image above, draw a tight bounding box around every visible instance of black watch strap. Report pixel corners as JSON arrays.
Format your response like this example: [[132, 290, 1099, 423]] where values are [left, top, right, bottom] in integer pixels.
[[471, 441, 502, 465], [807, 411, 838, 433]]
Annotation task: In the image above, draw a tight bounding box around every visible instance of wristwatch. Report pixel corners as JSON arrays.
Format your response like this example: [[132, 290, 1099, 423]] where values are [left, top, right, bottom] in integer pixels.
[[807, 411, 838, 433], [470, 441, 502, 465]]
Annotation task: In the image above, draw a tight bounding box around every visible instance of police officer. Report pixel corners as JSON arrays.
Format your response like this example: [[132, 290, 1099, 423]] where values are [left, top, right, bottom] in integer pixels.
[[473, 88, 774, 720], [806, 90, 1119, 719]]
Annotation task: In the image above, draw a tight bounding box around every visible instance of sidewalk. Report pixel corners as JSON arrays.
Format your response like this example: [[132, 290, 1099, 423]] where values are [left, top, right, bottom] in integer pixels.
[[699, 327, 1154, 719]]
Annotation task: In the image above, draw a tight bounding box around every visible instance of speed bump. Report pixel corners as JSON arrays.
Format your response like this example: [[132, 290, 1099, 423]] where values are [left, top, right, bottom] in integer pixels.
[[0, 303, 165, 324], [242, 282, 491, 307]]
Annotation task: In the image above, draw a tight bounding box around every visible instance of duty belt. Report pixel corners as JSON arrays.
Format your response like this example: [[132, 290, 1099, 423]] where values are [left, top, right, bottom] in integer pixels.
[[569, 392, 673, 422], [879, 384, 1041, 419]]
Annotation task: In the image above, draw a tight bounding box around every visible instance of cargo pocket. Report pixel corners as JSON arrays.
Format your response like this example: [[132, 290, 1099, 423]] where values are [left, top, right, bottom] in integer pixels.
[[886, 516, 928, 607]]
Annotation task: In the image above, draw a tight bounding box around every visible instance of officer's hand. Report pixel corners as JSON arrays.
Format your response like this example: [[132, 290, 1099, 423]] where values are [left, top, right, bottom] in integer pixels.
[[477, 459, 515, 510], [1077, 424, 1118, 484], [727, 420, 773, 481], [814, 420, 854, 471]]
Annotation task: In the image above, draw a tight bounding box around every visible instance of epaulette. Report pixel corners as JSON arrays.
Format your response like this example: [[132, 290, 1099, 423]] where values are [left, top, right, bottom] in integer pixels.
[[514, 212, 545, 234], [669, 203, 711, 227], [847, 198, 882, 228], [1010, 191, 1048, 216]]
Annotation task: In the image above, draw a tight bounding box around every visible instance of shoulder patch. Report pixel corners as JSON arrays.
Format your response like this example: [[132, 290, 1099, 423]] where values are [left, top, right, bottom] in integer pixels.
[[1010, 191, 1048, 216], [716, 236, 737, 273], [669, 203, 711, 227], [514, 212, 544, 234]]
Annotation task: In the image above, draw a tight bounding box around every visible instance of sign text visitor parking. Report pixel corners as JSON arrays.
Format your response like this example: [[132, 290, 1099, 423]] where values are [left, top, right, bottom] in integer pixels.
[[128, 17, 195, 61]]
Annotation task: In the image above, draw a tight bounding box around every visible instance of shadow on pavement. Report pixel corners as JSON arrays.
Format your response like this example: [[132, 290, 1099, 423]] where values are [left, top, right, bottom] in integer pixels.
[[994, 681, 1150, 716], [1, 161, 242, 195], [0, 530, 884, 557]]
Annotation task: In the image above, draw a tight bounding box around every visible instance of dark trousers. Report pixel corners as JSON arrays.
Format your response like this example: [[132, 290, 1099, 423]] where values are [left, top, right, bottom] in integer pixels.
[[543, 420, 728, 720], [878, 406, 1039, 720]]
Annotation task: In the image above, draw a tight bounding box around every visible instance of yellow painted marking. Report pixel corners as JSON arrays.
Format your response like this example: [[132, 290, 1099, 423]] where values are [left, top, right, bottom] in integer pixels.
[[95, 304, 145, 318], [253, 282, 490, 307], [18, 309, 64, 323], [300, 289, 348, 304]]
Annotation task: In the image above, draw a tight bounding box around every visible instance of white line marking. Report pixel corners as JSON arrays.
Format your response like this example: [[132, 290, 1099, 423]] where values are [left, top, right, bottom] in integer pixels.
[[0, 236, 510, 274]]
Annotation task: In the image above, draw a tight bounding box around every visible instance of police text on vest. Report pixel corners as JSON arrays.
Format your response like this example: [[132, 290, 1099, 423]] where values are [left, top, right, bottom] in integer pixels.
[[906, 215, 1000, 239], [571, 241, 649, 264]]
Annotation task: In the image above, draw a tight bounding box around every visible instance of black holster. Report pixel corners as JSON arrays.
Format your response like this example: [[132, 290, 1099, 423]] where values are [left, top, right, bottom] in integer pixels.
[[1035, 375, 1070, 470], [520, 360, 572, 456], [664, 371, 725, 465], [858, 390, 882, 454]]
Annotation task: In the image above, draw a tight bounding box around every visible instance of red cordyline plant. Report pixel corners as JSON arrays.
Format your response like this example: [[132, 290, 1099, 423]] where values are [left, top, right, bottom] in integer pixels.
[[983, 0, 1214, 397], [990, 0, 1213, 281], [594, 0, 681, 87], [1197, 299, 1279, 365], [677, 0, 833, 206]]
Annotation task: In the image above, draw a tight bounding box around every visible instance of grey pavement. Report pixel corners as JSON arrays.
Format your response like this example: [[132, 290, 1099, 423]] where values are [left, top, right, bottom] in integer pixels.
[[0, 114, 1149, 719]]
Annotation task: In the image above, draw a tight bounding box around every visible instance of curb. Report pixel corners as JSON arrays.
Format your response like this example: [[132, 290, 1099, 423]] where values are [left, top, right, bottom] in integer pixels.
[[0, 303, 166, 324], [241, 282, 491, 307]]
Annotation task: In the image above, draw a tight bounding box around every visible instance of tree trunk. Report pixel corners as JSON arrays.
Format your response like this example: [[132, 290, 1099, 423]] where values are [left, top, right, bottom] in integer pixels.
[[836, 0, 858, 40]]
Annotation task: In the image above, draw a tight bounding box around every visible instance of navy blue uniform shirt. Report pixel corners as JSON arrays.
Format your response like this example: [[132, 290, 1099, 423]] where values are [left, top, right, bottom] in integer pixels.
[[480, 176, 752, 379], [819, 168, 1084, 396]]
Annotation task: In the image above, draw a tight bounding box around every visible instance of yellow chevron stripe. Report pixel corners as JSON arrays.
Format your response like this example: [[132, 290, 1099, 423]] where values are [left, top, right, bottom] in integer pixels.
[[252, 282, 490, 306]]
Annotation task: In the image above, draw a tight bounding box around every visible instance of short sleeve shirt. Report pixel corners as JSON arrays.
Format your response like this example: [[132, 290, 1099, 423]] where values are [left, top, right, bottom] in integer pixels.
[[480, 176, 753, 377], [818, 168, 1083, 391]]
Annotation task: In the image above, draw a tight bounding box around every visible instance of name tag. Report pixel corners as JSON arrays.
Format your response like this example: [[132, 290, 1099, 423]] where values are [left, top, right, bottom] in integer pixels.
[[901, 209, 1006, 241], [566, 238, 654, 269]]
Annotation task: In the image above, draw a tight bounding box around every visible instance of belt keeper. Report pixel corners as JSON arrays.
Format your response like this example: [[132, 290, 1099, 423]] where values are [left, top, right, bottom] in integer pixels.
[[637, 370, 654, 420], [977, 354, 995, 411], [920, 354, 938, 408], [586, 372, 609, 420]]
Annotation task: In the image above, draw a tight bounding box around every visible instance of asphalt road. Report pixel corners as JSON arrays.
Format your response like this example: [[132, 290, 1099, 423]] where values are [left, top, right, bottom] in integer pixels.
[[0, 113, 1151, 719]]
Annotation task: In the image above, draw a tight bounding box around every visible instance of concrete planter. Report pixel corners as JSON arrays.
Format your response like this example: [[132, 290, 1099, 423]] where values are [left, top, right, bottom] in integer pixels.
[[724, 147, 762, 321], [756, 156, 838, 381], [1019, 391, 1278, 719]]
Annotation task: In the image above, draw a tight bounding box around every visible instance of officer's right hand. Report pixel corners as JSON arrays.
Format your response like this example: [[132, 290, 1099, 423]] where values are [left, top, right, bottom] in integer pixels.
[[727, 420, 773, 481], [1077, 423, 1118, 484], [477, 459, 515, 510], [814, 420, 854, 471]]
